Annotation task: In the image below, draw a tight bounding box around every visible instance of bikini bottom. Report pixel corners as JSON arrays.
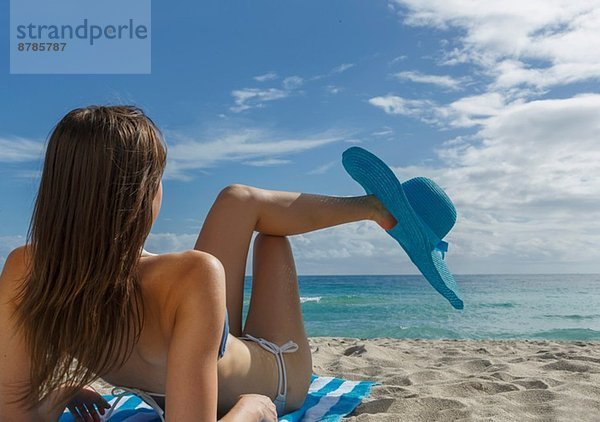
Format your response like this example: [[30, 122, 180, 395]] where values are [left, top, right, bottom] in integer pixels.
[[239, 333, 299, 416]]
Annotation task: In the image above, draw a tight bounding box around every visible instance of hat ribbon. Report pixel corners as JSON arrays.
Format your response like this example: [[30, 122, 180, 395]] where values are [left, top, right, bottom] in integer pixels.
[[413, 212, 450, 260]]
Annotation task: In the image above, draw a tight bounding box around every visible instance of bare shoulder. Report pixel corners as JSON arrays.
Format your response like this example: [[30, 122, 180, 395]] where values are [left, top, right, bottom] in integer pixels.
[[1, 244, 31, 274], [138, 249, 226, 326], [0, 245, 32, 308], [140, 249, 223, 276], [139, 249, 224, 295]]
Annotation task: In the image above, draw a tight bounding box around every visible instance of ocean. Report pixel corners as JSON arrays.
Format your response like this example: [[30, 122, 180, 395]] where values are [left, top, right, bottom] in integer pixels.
[[242, 274, 600, 341]]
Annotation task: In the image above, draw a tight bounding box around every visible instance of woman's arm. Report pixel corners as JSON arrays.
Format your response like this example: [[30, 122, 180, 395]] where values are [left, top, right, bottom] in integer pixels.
[[164, 252, 228, 421], [166, 252, 277, 422]]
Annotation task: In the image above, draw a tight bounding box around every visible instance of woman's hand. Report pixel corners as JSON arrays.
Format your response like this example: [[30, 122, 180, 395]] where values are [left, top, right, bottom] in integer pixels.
[[236, 393, 278, 422], [66, 386, 111, 422]]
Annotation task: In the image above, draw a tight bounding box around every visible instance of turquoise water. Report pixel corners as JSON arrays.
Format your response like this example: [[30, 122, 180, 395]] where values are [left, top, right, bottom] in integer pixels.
[[242, 274, 600, 341]]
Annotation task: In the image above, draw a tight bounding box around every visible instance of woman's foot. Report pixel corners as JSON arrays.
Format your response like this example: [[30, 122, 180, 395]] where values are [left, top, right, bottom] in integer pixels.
[[368, 195, 397, 230]]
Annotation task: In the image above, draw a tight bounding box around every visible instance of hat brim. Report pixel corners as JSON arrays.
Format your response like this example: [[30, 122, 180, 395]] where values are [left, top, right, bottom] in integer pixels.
[[342, 146, 463, 310]]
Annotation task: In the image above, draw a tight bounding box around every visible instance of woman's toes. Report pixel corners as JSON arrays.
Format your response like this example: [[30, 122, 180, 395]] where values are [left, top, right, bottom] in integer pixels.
[[378, 209, 397, 230], [369, 195, 397, 230]]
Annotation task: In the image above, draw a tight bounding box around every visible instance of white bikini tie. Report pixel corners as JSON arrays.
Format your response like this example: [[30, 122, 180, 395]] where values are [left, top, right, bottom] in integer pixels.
[[103, 386, 165, 421], [240, 333, 299, 415]]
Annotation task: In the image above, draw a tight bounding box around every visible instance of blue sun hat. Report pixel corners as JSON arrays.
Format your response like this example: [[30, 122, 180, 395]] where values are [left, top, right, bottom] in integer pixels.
[[342, 146, 463, 310]]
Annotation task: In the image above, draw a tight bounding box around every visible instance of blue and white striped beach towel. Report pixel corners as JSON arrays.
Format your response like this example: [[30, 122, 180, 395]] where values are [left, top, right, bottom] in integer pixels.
[[59, 374, 376, 422]]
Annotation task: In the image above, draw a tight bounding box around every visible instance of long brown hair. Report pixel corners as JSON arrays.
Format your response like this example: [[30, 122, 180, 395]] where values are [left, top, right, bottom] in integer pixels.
[[10, 105, 167, 410]]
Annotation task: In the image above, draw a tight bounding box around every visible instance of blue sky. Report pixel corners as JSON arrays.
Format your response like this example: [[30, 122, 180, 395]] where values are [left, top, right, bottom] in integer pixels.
[[2, 1, 599, 275]]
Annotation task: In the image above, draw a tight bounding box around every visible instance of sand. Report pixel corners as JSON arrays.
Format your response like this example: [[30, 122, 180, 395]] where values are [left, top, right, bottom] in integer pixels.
[[91, 337, 600, 421], [309, 337, 600, 421]]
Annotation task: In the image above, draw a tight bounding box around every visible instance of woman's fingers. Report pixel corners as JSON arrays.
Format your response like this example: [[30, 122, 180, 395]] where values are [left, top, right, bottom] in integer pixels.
[[66, 405, 81, 421], [69, 402, 94, 422], [65, 387, 111, 421], [78, 404, 94, 422], [95, 397, 110, 415], [84, 402, 101, 422], [269, 405, 278, 421]]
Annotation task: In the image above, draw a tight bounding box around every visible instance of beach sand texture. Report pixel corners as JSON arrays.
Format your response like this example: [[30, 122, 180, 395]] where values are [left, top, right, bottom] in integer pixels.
[[91, 337, 600, 421], [309, 338, 600, 421]]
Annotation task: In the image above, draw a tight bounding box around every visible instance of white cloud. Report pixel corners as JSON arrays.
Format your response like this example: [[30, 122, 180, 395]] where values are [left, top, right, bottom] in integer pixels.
[[389, 0, 600, 90], [368, 95, 438, 121], [311, 62, 356, 81], [230, 88, 289, 112], [372, 127, 394, 137], [389, 94, 600, 273], [144, 232, 200, 254], [360, 2, 600, 273], [0, 126, 346, 183], [230, 75, 304, 112], [254, 71, 278, 82], [282, 76, 304, 90], [331, 63, 355, 74], [234, 63, 353, 111], [243, 158, 291, 167], [437, 92, 511, 128], [307, 160, 337, 175], [289, 222, 409, 275], [370, 92, 516, 128], [325, 85, 342, 95], [394, 70, 463, 90], [13, 169, 42, 181], [446, 92, 506, 118], [164, 128, 345, 181], [0, 137, 45, 162], [390, 55, 407, 65]]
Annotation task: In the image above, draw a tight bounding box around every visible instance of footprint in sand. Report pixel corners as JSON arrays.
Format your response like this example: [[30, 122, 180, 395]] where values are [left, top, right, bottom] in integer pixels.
[[343, 344, 367, 356], [387, 397, 469, 420], [489, 371, 515, 382], [373, 385, 418, 399], [536, 352, 568, 360], [353, 397, 396, 415], [408, 370, 450, 384], [513, 379, 549, 390], [504, 389, 558, 404], [486, 363, 510, 372], [542, 360, 591, 373], [455, 358, 493, 373], [443, 380, 520, 397], [384, 374, 413, 386]]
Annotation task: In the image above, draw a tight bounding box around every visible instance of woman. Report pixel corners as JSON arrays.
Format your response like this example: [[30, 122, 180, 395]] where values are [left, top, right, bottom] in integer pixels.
[[0, 106, 396, 421]]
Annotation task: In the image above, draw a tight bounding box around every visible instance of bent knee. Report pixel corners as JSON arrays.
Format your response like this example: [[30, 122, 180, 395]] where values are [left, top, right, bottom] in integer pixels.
[[217, 183, 256, 203], [254, 232, 289, 247]]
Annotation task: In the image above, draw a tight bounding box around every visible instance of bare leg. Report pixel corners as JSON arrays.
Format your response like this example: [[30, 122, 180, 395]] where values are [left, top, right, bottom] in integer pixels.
[[242, 234, 312, 411], [194, 184, 395, 336]]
